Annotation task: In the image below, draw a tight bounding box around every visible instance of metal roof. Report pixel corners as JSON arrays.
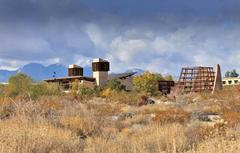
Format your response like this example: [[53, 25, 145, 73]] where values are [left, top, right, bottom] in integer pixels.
[[109, 72, 137, 80], [44, 76, 95, 82]]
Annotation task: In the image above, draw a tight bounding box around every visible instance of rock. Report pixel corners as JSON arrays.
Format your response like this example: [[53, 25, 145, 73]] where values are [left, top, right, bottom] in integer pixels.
[[192, 111, 225, 127], [119, 112, 135, 120], [112, 116, 119, 121], [139, 96, 155, 106]]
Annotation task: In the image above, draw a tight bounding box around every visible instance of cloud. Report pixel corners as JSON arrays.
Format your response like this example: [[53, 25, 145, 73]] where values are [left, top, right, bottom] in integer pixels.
[[0, 0, 240, 75]]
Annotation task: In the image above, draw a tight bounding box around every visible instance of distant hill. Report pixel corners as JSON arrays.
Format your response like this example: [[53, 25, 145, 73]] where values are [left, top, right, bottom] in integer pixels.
[[19, 63, 68, 81], [0, 63, 144, 82], [0, 63, 67, 82], [0, 70, 17, 83], [125, 68, 145, 75]]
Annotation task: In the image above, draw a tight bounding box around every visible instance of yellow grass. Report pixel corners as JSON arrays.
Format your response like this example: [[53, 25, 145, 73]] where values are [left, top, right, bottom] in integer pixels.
[[0, 86, 239, 153]]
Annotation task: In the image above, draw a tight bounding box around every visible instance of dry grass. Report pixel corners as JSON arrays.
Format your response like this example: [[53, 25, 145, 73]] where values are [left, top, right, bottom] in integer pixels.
[[84, 123, 189, 153], [0, 118, 80, 153], [0, 87, 239, 153], [153, 108, 191, 125]]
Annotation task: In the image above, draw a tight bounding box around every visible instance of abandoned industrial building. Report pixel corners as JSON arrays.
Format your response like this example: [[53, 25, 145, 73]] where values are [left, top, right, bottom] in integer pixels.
[[44, 58, 136, 91]]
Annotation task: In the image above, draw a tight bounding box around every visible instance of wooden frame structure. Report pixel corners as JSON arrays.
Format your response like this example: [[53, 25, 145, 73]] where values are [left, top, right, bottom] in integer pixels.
[[178, 67, 215, 92]]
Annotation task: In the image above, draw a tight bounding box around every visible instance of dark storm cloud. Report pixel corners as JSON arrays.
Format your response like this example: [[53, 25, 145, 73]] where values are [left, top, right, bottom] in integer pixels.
[[0, 0, 240, 74], [1, 0, 240, 23]]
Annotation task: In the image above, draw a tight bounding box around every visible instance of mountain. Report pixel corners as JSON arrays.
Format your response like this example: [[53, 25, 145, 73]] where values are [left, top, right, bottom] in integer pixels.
[[0, 63, 145, 83], [0, 63, 94, 83], [0, 70, 17, 83], [0, 63, 66, 82], [18, 63, 67, 81], [125, 68, 145, 75]]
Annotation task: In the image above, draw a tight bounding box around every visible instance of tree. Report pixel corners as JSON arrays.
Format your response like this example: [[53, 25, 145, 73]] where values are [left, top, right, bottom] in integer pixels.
[[225, 71, 230, 78], [133, 71, 162, 95], [225, 69, 239, 78], [230, 69, 239, 77], [164, 75, 174, 81], [6, 73, 32, 97]]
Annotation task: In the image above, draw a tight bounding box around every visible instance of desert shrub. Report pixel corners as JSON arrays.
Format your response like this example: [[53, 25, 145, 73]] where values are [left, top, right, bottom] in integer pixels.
[[4, 77, 63, 100], [102, 90, 142, 105], [71, 80, 100, 98], [101, 88, 117, 98], [0, 84, 5, 96], [30, 82, 63, 100], [43, 82, 63, 95], [71, 80, 81, 96], [117, 91, 144, 105], [104, 79, 125, 91], [5, 73, 32, 97], [223, 112, 240, 127], [78, 85, 96, 96], [153, 108, 191, 124]]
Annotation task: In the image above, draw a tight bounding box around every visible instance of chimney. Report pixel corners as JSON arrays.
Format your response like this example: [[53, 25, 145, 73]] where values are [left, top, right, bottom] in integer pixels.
[[92, 58, 110, 87], [212, 64, 223, 94], [68, 64, 83, 76]]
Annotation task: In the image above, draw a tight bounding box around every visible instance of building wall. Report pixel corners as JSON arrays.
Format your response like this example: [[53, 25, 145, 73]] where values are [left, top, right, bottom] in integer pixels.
[[222, 77, 240, 86], [80, 80, 95, 88], [118, 77, 134, 91], [93, 71, 108, 87]]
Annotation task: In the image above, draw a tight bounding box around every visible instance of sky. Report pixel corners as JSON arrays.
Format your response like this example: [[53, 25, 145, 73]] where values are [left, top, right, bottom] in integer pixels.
[[0, 0, 240, 76]]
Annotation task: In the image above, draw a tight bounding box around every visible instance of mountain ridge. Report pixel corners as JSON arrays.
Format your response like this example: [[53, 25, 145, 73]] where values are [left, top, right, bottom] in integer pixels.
[[0, 63, 144, 82]]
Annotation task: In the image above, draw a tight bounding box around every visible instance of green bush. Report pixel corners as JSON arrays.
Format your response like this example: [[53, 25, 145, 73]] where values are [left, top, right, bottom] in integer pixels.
[[5, 73, 32, 97], [30, 82, 63, 100], [0, 84, 5, 97], [78, 85, 95, 96], [104, 79, 125, 91], [4, 73, 63, 99], [71, 80, 100, 98]]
